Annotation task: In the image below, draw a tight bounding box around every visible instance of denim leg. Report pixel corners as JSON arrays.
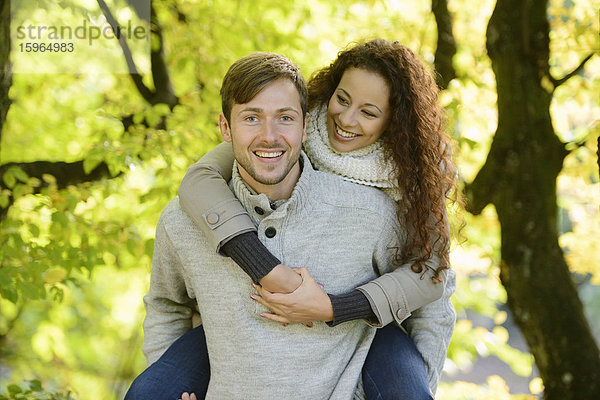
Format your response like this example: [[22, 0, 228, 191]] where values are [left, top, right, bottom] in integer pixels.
[[362, 324, 433, 400], [124, 325, 210, 400]]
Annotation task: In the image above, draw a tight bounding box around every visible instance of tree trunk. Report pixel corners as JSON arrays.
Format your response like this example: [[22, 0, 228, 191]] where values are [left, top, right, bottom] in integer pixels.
[[466, 0, 600, 398], [0, 0, 11, 148], [432, 0, 456, 89]]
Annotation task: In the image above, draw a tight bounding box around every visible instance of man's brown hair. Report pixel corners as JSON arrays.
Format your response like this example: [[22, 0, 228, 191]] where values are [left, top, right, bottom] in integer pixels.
[[220, 52, 308, 123]]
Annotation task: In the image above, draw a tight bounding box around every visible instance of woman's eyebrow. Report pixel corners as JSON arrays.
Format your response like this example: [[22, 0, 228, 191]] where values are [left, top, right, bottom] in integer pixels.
[[337, 88, 383, 114]]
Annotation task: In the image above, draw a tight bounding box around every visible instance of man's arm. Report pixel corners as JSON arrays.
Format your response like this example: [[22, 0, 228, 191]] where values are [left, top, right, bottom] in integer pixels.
[[142, 214, 196, 366]]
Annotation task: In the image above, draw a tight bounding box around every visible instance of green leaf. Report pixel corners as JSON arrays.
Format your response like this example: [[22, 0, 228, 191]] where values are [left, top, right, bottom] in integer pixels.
[[3, 171, 16, 188], [13, 167, 29, 183], [0, 192, 9, 208], [7, 384, 22, 395], [83, 156, 103, 175], [27, 380, 43, 392]]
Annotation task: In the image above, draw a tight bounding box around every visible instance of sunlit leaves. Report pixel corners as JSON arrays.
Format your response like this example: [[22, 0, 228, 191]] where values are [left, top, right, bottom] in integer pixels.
[[1, 0, 598, 398], [0, 380, 76, 400]]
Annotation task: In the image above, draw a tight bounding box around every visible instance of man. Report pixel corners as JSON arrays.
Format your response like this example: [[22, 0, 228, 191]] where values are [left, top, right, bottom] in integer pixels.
[[134, 52, 403, 399]]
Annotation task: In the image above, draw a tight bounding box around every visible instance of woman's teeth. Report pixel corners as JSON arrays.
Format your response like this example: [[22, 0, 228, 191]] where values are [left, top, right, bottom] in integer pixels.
[[336, 126, 358, 138], [255, 151, 283, 158]]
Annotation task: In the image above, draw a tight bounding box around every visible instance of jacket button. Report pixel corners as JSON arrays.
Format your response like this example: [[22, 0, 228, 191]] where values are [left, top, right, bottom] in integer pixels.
[[254, 206, 265, 215], [265, 227, 276, 238], [396, 309, 403, 319], [206, 213, 219, 225]]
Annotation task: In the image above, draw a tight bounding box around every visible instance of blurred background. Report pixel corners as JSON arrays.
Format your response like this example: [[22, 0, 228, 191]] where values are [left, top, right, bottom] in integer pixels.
[[0, 0, 598, 399]]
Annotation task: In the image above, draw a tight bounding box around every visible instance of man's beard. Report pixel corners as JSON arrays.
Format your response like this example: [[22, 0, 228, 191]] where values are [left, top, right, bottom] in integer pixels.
[[233, 141, 301, 186]]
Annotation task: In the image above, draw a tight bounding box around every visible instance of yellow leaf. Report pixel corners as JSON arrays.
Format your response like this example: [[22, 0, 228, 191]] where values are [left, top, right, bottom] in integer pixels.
[[43, 267, 67, 284]]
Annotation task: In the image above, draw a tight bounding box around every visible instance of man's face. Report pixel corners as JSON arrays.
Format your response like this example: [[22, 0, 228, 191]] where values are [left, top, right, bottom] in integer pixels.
[[220, 79, 307, 195]]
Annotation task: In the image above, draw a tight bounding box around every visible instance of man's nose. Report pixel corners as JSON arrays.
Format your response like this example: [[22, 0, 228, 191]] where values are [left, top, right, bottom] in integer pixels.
[[259, 120, 278, 142]]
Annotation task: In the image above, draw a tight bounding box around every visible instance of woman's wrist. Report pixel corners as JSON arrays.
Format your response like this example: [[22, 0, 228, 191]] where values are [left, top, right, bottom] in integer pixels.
[[220, 231, 281, 282], [258, 264, 302, 293], [327, 290, 376, 326]]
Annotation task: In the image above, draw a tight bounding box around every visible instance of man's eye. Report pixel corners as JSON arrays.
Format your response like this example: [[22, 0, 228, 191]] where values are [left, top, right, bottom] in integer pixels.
[[282, 115, 293, 121], [245, 116, 258, 122]]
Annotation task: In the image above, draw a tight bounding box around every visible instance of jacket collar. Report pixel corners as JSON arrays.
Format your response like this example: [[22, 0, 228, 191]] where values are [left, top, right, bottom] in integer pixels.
[[230, 152, 315, 224]]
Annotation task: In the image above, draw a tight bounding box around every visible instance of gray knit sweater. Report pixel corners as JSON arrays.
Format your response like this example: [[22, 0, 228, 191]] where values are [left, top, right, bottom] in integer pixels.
[[143, 153, 403, 399]]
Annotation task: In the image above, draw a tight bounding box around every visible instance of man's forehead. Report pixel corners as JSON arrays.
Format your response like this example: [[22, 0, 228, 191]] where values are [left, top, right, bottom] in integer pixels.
[[233, 80, 302, 113]]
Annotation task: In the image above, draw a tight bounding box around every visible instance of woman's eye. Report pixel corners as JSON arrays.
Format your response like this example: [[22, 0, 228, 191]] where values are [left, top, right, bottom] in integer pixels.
[[337, 95, 349, 105], [362, 110, 376, 118]]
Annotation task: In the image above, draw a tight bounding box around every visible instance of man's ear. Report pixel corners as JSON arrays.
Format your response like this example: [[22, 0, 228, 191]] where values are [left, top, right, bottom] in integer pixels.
[[219, 114, 232, 142], [301, 113, 308, 143]]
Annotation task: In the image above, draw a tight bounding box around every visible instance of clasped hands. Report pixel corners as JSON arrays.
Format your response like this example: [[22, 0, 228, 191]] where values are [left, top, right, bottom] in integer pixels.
[[251, 266, 334, 326]]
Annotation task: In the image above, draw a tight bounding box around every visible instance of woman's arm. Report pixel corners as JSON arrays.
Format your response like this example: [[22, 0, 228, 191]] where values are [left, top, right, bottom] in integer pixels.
[[179, 142, 301, 292], [356, 258, 446, 327], [403, 269, 457, 394], [179, 142, 254, 252], [252, 220, 446, 326]]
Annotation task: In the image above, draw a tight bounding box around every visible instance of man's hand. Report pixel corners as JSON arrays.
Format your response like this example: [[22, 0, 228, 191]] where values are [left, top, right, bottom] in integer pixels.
[[258, 263, 302, 293], [251, 267, 334, 324], [179, 392, 197, 400]]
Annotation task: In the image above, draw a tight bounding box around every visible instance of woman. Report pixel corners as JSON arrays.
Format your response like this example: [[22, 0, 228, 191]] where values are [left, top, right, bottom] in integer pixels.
[[136, 39, 456, 400]]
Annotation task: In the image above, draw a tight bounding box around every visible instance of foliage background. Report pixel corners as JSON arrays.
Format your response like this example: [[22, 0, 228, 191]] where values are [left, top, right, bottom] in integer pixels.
[[0, 0, 598, 399]]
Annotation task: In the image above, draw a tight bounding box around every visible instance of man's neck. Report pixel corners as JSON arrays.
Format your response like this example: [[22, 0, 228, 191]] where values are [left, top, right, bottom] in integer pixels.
[[238, 159, 302, 202]]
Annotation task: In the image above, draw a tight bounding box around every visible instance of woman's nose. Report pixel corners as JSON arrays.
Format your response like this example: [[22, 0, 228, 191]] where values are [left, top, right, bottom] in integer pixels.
[[338, 109, 356, 128]]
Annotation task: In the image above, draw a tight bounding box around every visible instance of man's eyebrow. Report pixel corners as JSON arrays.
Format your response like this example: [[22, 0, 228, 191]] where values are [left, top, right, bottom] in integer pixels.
[[277, 107, 300, 115], [238, 106, 300, 115], [337, 88, 383, 114], [239, 107, 263, 113]]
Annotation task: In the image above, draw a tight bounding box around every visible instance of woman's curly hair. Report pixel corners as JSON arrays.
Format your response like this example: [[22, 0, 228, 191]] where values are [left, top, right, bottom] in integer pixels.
[[308, 39, 458, 282]]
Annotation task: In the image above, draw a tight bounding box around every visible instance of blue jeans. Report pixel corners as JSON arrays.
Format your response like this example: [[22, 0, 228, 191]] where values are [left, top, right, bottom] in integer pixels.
[[125, 324, 432, 400]]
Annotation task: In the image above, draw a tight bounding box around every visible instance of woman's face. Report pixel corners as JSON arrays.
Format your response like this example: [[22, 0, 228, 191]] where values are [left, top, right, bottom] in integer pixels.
[[326, 68, 391, 152]]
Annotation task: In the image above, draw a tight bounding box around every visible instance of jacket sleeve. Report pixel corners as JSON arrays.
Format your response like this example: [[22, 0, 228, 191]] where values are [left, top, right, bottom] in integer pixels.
[[357, 258, 446, 327], [403, 268, 457, 394], [142, 213, 197, 366], [178, 142, 256, 253], [357, 201, 450, 327]]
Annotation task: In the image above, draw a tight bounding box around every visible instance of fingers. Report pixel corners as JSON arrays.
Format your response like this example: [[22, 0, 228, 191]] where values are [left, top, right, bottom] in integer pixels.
[[250, 294, 277, 313], [260, 312, 313, 328], [260, 312, 291, 324], [180, 392, 197, 400]]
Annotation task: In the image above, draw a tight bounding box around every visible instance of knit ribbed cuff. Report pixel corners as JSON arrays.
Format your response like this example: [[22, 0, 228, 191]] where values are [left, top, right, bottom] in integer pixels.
[[327, 290, 377, 327], [220, 231, 281, 283]]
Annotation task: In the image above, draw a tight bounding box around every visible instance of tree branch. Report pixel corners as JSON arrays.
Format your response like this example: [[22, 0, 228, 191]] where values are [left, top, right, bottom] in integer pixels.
[[0, 160, 116, 220], [550, 53, 595, 88], [0, 0, 12, 150], [463, 145, 500, 215], [96, 0, 154, 103], [149, 5, 179, 108], [432, 0, 457, 89]]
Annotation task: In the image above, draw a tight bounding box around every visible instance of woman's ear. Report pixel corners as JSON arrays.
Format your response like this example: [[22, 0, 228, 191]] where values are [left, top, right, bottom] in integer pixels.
[[219, 114, 232, 142]]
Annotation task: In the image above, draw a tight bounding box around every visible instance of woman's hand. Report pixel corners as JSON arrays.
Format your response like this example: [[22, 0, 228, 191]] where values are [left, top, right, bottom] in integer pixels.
[[258, 264, 302, 293], [251, 267, 334, 325], [179, 392, 197, 400]]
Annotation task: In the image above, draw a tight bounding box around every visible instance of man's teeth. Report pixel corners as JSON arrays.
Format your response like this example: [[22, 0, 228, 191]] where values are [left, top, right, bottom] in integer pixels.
[[336, 126, 358, 138], [255, 151, 283, 158]]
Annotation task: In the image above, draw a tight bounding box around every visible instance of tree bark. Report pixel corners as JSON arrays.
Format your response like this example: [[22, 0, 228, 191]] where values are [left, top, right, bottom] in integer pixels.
[[432, 0, 456, 89], [0, 0, 11, 148], [466, 0, 600, 397]]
